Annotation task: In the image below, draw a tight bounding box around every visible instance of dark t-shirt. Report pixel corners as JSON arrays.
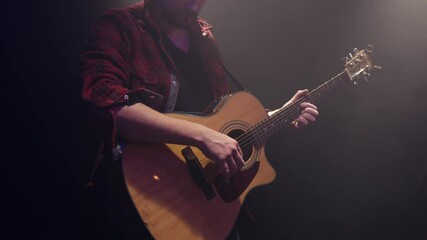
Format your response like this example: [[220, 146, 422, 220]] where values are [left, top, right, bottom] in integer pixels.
[[162, 32, 213, 112]]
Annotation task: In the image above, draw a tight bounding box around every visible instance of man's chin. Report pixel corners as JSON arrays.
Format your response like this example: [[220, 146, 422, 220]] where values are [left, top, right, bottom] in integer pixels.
[[165, 11, 198, 29]]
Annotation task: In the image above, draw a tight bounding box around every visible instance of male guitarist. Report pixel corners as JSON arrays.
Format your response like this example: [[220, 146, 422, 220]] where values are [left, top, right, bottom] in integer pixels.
[[81, 0, 318, 239]]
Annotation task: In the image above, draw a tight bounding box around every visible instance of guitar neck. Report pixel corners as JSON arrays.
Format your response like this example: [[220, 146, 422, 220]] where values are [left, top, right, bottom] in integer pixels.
[[249, 70, 351, 145]]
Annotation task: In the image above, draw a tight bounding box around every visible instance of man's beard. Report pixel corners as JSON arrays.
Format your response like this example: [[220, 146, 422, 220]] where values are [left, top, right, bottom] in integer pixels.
[[161, 6, 198, 29]]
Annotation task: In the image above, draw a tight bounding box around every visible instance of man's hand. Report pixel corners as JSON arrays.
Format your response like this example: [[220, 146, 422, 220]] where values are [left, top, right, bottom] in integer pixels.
[[269, 89, 319, 128], [197, 129, 244, 183], [288, 89, 319, 128]]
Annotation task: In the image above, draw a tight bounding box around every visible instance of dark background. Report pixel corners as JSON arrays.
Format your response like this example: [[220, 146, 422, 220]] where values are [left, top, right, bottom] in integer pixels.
[[4, 0, 427, 239]]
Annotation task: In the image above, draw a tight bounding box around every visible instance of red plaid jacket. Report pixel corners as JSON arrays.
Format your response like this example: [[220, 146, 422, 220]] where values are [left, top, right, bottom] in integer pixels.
[[81, 1, 229, 152]]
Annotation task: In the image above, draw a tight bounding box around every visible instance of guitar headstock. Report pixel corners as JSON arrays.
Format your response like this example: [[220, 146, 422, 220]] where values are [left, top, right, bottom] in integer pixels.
[[344, 45, 381, 85]]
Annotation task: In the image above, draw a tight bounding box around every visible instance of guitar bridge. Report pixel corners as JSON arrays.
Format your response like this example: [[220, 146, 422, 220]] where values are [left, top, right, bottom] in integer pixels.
[[182, 146, 216, 200]]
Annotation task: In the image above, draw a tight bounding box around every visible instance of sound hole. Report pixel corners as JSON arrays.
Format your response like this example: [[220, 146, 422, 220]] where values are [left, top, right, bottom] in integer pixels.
[[227, 129, 253, 162]]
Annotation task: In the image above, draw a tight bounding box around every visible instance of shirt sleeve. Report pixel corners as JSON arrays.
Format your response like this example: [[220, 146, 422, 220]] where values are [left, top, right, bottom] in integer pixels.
[[81, 10, 135, 107], [80, 10, 142, 150]]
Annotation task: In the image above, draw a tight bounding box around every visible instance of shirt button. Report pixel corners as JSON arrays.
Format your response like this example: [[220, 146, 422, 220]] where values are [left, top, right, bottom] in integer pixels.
[[202, 31, 208, 37], [150, 96, 155, 101], [124, 94, 129, 100]]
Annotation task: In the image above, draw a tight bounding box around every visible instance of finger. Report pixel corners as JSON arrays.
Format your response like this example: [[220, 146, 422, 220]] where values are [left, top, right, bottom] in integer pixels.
[[300, 102, 317, 110], [237, 144, 243, 157], [226, 156, 238, 175], [302, 108, 319, 118], [292, 89, 309, 101], [297, 89, 309, 97], [234, 147, 245, 170], [297, 117, 309, 127], [301, 113, 316, 123], [222, 161, 230, 183]]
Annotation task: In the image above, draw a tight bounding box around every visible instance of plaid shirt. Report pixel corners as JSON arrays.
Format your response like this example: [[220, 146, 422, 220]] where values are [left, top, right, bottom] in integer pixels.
[[81, 1, 229, 151]]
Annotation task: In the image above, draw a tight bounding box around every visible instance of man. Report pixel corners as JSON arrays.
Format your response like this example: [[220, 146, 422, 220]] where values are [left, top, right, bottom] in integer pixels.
[[81, 0, 318, 239]]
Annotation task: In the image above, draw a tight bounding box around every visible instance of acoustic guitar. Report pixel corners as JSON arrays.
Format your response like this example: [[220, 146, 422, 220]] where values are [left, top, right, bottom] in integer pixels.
[[121, 46, 380, 239]]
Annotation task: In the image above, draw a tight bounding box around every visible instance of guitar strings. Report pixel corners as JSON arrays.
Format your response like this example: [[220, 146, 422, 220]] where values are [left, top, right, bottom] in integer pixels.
[[241, 72, 347, 150], [245, 72, 346, 147], [233, 72, 348, 154]]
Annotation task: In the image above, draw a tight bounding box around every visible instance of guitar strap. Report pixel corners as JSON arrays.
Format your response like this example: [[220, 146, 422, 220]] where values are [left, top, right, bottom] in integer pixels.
[[86, 141, 104, 189], [212, 53, 247, 92]]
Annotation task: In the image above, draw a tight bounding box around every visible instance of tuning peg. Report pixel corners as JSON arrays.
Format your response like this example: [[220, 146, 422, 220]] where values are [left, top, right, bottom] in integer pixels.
[[349, 52, 353, 58], [353, 48, 359, 53], [362, 71, 370, 82], [366, 45, 375, 52], [343, 56, 350, 62]]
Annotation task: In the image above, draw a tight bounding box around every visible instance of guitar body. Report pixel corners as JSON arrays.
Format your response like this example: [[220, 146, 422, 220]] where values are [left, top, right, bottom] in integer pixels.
[[121, 46, 379, 239], [122, 91, 277, 240]]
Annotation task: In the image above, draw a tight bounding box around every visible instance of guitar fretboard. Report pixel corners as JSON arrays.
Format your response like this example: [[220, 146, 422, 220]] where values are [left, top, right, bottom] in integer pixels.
[[238, 70, 351, 149]]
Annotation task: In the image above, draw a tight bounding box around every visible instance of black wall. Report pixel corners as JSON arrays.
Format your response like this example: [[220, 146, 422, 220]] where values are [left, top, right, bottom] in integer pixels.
[[4, 0, 427, 239]]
